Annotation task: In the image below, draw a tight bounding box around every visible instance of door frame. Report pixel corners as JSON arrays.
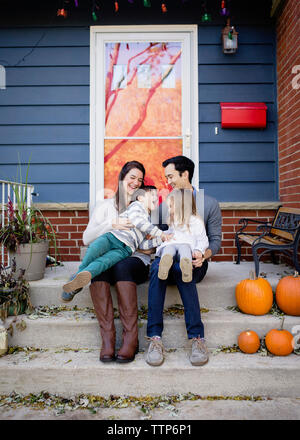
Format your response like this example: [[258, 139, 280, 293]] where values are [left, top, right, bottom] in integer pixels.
[[90, 25, 199, 212]]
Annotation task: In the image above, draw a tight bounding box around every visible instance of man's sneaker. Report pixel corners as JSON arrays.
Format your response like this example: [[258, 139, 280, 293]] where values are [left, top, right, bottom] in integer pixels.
[[61, 274, 83, 302], [146, 336, 165, 366], [180, 257, 193, 283], [158, 254, 173, 280], [189, 337, 209, 366]]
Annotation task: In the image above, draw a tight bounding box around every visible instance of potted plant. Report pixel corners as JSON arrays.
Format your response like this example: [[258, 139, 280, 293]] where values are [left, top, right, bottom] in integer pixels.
[[0, 259, 33, 321], [0, 166, 58, 281]]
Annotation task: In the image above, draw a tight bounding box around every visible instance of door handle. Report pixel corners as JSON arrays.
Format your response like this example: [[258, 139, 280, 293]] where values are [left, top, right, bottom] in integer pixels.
[[185, 129, 191, 150]]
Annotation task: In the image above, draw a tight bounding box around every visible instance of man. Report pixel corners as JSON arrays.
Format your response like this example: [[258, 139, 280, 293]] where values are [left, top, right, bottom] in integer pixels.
[[146, 155, 222, 367]]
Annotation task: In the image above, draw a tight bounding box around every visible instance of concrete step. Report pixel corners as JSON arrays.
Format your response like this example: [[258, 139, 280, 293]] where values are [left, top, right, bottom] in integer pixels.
[[1, 396, 300, 420], [29, 261, 292, 309], [5, 309, 299, 350], [0, 348, 299, 398]]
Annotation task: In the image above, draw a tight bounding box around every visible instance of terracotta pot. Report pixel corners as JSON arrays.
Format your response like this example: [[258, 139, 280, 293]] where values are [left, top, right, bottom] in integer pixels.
[[10, 241, 49, 281]]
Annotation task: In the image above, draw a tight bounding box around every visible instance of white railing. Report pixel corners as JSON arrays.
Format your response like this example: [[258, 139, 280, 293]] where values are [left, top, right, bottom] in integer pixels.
[[1, 180, 35, 265]]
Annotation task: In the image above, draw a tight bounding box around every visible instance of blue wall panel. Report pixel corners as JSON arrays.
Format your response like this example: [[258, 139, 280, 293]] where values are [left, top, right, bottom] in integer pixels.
[[0, 20, 277, 203], [198, 24, 277, 202]]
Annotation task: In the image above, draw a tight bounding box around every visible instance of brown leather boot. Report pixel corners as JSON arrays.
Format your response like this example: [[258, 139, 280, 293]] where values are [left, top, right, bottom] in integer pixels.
[[115, 281, 139, 363], [90, 281, 116, 362]]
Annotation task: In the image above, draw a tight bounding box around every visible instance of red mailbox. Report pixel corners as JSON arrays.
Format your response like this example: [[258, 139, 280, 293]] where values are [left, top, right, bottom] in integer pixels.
[[220, 102, 267, 128]]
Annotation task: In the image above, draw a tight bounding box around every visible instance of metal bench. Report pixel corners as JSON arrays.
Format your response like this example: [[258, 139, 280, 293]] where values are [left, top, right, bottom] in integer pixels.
[[235, 206, 300, 276]]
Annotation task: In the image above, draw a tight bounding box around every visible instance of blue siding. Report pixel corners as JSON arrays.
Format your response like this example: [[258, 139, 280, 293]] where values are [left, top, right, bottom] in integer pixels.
[[0, 20, 277, 203], [0, 27, 90, 202], [198, 24, 277, 202]]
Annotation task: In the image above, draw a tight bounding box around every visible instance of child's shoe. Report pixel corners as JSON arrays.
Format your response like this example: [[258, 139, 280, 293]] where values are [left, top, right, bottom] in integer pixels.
[[61, 274, 83, 302], [62, 271, 92, 293], [158, 254, 173, 280], [180, 258, 193, 283]]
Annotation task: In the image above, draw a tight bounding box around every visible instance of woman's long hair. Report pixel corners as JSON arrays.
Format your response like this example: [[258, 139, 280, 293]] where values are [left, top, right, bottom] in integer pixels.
[[166, 188, 198, 230], [115, 161, 146, 213]]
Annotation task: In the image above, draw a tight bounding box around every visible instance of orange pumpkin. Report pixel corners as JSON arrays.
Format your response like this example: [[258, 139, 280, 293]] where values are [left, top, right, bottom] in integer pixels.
[[265, 325, 294, 356], [238, 330, 260, 354], [276, 271, 300, 316], [235, 271, 273, 315]]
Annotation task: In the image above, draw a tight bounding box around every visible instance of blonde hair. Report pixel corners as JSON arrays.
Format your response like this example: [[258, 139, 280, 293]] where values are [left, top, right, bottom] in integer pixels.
[[166, 188, 198, 230]]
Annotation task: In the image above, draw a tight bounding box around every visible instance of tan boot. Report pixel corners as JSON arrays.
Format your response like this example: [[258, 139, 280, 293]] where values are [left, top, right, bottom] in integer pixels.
[[115, 281, 139, 363], [90, 281, 116, 362]]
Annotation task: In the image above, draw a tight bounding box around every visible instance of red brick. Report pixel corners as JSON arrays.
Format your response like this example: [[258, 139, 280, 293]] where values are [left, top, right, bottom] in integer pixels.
[[61, 255, 80, 262], [60, 211, 76, 217], [59, 240, 77, 247], [40, 210, 59, 218], [56, 232, 69, 239], [69, 248, 81, 254], [221, 210, 234, 217], [49, 218, 71, 225], [71, 218, 89, 225], [57, 225, 78, 232], [77, 211, 89, 216]]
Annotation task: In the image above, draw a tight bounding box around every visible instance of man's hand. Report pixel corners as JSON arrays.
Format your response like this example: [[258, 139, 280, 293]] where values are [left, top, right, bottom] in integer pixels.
[[161, 232, 174, 242], [192, 250, 205, 267], [112, 218, 133, 230]]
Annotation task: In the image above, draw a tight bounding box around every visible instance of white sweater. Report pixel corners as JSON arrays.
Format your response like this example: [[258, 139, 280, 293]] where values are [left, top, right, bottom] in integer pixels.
[[83, 198, 117, 246], [156, 215, 209, 257]]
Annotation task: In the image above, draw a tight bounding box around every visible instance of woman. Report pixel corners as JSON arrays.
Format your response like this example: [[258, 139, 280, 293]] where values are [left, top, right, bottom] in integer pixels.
[[83, 161, 152, 364]]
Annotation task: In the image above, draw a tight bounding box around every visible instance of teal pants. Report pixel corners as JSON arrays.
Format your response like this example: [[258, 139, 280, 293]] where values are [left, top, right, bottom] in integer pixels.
[[78, 232, 132, 279]]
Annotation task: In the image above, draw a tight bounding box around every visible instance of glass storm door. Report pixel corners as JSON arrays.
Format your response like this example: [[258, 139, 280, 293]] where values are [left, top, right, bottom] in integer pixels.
[[90, 26, 198, 209]]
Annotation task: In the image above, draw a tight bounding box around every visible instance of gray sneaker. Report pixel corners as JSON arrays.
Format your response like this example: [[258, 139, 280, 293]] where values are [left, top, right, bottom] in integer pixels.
[[146, 336, 165, 366], [190, 337, 209, 366]]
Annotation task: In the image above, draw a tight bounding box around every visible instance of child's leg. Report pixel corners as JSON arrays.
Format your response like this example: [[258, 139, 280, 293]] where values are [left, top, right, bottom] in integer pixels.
[[78, 233, 112, 273], [83, 246, 131, 279], [177, 244, 193, 283], [158, 244, 176, 280], [63, 241, 132, 293]]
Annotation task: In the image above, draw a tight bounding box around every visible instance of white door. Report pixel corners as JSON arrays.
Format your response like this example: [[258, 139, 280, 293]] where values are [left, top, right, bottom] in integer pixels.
[[90, 25, 198, 210]]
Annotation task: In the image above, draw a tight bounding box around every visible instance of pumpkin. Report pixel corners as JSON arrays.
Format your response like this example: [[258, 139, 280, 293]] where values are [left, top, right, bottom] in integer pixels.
[[238, 330, 260, 354], [275, 271, 300, 316], [235, 271, 273, 315], [265, 319, 294, 356]]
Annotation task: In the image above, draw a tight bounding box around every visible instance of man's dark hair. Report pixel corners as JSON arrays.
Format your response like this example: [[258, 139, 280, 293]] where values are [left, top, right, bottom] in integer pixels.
[[162, 156, 194, 183]]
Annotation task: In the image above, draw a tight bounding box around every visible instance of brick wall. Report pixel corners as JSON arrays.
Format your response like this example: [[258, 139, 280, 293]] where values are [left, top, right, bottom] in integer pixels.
[[41, 209, 89, 262], [276, 0, 300, 209], [44, 208, 277, 263]]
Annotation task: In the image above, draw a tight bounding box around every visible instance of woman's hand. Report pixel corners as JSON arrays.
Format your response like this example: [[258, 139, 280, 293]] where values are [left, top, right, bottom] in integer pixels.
[[112, 218, 133, 230], [137, 247, 156, 255]]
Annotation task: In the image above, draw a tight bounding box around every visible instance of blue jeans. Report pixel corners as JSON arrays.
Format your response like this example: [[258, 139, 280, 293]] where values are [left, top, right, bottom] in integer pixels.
[[78, 232, 132, 279], [147, 257, 208, 339]]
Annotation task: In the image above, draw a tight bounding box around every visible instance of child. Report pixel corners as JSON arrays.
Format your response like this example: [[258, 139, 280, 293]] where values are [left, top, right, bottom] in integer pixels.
[[157, 188, 209, 283], [62, 186, 172, 298]]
